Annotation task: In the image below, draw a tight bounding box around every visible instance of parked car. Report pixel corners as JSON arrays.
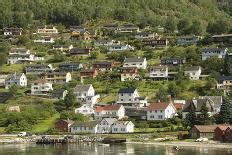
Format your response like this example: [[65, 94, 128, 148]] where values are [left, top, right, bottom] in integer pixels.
[[18, 132, 27, 137]]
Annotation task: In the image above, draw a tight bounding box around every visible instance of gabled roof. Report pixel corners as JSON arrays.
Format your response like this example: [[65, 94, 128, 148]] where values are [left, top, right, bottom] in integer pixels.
[[6, 73, 24, 81], [74, 84, 92, 92], [215, 125, 231, 131], [173, 103, 185, 110], [70, 121, 98, 127], [32, 79, 49, 84], [201, 47, 227, 53], [100, 118, 117, 125], [185, 66, 201, 72], [148, 102, 172, 111], [199, 96, 222, 111], [193, 125, 218, 133], [95, 104, 122, 112], [183, 99, 213, 112], [113, 120, 134, 126], [124, 57, 146, 63], [118, 88, 136, 94]]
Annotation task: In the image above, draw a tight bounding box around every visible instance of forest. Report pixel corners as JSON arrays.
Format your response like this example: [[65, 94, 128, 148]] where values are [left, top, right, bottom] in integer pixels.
[[0, 0, 232, 34]]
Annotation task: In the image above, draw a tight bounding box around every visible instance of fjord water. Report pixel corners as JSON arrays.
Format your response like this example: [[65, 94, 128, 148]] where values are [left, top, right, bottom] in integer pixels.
[[0, 143, 231, 155]]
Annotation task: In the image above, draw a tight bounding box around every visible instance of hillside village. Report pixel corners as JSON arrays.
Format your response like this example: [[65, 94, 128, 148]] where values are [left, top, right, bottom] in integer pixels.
[[0, 0, 232, 143]]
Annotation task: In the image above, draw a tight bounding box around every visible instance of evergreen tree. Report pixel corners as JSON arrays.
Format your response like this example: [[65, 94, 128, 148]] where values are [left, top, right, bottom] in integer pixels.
[[218, 97, 232, 124], [64, 90, 76, 110], [185, 102, 197, 127], [224, 53, 232, 76], [198, 103, 210, 125]]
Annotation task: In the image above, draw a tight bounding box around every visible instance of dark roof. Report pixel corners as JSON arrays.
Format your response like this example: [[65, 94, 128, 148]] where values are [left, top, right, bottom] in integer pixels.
[[70, 121, 98, 127], [118, 88, 136, 94], [52, 89, 66, 95], [70, 48, 91, 54], [218, 76, 232, 82], [199, 96, 222, 110], [59, 62, 81, 66], [183, 99, 213, 112], [6, 73, 24, 81]]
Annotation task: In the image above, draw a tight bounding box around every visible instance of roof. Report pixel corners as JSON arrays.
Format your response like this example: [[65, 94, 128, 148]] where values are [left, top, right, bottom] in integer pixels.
[[201, 47, 227, 53], [124, 57, 146, 63], [173, 103, 185, 110], [32, 79, 49, 84], [74, 84, 92, 92], [6, 73, 24, 81], [118, 88, 136, 94], [95, 104, 122, 112], [93, 62, 113, 65], [150, 65, 167, 70], [70, 48, 91, 54], [148, 102, 171, 110], [185, 66, 201, 72], [218, 76, 232, 82], [183, 99, 213, 112], [199, 96, 222, 110], [56, 119, 74, 125], [80, 69, 96, 73], [215, 125, 231, 131], [193, 125, 218, 133], [113, 120, 134, 126], [59, 62, 81, 66], [101, 118, 117, 124], [53, 89, 66, 95], [70, 121, 98, 127]]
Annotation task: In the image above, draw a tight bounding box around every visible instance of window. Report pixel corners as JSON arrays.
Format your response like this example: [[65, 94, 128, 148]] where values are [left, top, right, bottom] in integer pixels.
[[160, 110, 163, 113], [121, 93, 123, 96], [121, 99, 123, 101], [155, 110, 157, 113], [158, 115, 163, 119]]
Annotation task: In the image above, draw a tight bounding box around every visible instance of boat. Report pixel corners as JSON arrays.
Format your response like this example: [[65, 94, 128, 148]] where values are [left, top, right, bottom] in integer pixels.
[[98, 143, 110, 147]]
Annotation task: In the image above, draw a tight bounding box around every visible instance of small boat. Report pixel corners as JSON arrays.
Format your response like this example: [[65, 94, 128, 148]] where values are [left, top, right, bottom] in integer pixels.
[[98, 143, 110, 147]]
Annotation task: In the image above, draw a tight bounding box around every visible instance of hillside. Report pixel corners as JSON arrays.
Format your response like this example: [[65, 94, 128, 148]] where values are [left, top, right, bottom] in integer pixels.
[[0, 0, 231, 32]]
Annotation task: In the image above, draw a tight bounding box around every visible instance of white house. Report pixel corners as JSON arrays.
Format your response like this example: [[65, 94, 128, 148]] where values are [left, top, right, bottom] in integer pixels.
[[123, 57, 147, 69], [8, 48, 34, 64], [31, 79, 53, 95], [52, 44, 73, 52], [97, 118, 117, 134], [176, 35, 201, 45], [147, 102, 176, 120], [75, 104, 94, 116], [108, 44, 135, 53], [5, 73, 27, 89], [121, 67, 140, 82], [111, 121, 134, 133], [43, 72, 72, 84], [34, 36, 55, 44], [185, 66, 202, 80], [74, 84, 99, 106], [95, 40, 120, 47], [117, 88, 148, 108], [149, 65, 168, 79], [37, 25, 58, 34], [69, 121, 98, 134], [3, 27, 23, 36], [201, 48, 228, 60], [94, 104, 125, 121]]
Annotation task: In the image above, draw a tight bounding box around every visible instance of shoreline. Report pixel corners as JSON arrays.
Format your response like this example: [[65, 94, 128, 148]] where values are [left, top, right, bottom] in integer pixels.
[[126, 141, 232, 149]]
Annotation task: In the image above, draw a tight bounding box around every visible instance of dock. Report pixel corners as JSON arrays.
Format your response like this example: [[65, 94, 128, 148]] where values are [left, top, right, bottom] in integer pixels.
[[36, 138, 67, 144]]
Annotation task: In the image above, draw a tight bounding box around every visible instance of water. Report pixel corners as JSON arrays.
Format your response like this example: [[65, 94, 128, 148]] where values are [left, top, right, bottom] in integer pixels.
[[0, 143, 231, 155]]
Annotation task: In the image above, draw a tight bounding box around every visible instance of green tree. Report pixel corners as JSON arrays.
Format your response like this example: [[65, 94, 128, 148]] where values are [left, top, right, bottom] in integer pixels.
[[60, 111, 89, 122], [198, 103, 210, 125], [156, 86, 169, 102], [9, 84, 19, 97], [184, 102, 197, 127], [224, 53, 232, 76], [217, 97, 232, 124], [64, 90, 76, 110], [167, 82, 180, 99]]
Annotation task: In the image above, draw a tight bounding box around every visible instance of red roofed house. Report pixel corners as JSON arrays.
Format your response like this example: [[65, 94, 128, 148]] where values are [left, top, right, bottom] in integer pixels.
[[94, 104, 125, 121], [173, 103, 185, 111], [55, 119, 74, 132], [147, 102, 176, 120], [214, 125, 231, 142]]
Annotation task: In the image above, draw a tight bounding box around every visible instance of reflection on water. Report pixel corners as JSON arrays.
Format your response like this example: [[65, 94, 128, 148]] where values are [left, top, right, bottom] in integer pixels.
[[0, 143, 231, 155]]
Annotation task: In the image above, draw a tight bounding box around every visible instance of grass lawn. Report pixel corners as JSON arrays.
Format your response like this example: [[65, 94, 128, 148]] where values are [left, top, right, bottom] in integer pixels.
[[30, 113, 60, 133], [100, 94, 117, 104], [0, 127, 5, 134], [0, 64, 24, 73]]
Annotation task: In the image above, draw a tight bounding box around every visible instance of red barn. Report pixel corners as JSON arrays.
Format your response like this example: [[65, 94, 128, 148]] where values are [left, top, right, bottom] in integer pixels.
[[54, 120, 74, 132], [214, 125, 230, 142], [225, 127, 232, 142]]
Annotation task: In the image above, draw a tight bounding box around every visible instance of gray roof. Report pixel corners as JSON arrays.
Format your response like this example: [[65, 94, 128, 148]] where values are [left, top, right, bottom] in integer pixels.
[[183, 99, 213, 112], [6, 73, 24, 81], [75, 84, 92, 92], [124, 57, 145, 63], [119, 88, 136, 94], [201, 48, 227, 53], [199, 96, 222, 110], [101, 118, 117, 125], [70, 121, 98, 127], [186, 66, 201, 72], [218, 76, 232, 82]]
